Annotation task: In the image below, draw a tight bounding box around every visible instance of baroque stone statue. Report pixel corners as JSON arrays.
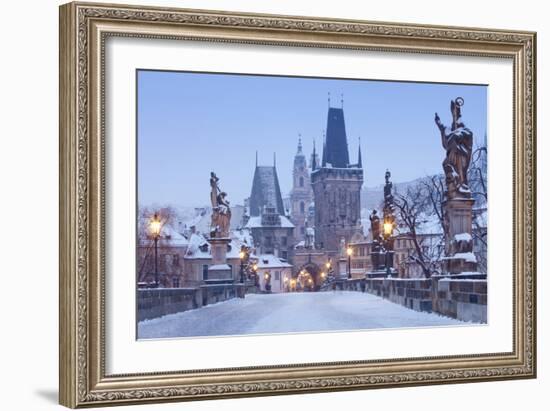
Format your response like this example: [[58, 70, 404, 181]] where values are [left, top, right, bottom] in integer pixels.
[[435, 97, 474, 199], [210, 172, 232, 238]]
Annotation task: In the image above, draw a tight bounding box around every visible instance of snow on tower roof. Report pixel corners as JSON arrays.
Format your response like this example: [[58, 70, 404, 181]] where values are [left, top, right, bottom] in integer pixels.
[[249, 165, 285, 217]]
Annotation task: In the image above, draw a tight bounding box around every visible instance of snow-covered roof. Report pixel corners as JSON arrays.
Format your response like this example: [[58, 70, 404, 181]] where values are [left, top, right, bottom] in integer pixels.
[[245, 215, 295, 229], [232, 228, 254, 247], [138, 223, 189, 247], [160, 225, 189, 246], [184, 233, 210, 258], [256, 254, 292, 269], [209, 264, 231, 271]]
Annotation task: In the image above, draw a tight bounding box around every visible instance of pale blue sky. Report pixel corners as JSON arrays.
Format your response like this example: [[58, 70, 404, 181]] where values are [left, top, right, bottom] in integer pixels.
[[137, 70, 487, 208]]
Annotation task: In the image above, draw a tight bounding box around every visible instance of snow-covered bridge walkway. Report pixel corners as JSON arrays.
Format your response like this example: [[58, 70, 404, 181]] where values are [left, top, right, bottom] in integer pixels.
[[138, 291, 464, 339]]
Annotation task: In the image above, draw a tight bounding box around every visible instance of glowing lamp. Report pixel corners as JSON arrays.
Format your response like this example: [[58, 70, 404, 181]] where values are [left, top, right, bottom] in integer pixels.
[[150, 213, 161, 238]]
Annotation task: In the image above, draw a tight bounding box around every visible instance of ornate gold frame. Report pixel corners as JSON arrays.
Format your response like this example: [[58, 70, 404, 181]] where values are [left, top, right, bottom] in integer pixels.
[[59, 1, 536, 408]]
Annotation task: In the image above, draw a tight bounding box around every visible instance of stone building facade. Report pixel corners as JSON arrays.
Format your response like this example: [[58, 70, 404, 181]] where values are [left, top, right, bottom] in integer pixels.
[[137, 229, 248, 288], [245, 206, 294, 260]]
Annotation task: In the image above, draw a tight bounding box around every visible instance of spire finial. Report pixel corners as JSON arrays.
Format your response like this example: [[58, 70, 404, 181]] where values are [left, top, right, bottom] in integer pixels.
[[255, 150, 258, 167], [273, 152, 276, 167], [341, 93, 344, 109], [297, 133, 302, 154], [311, 138, 318, 171], [328, 92, 331, 108]]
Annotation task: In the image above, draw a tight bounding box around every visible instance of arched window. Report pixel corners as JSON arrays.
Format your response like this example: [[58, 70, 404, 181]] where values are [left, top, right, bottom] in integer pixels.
[[299, 176, 304, 187], [300, 201, 305, 213]]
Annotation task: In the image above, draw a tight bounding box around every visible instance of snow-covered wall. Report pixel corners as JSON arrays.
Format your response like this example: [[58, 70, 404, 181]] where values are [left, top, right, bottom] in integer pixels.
[[360, 277, 487, 323]]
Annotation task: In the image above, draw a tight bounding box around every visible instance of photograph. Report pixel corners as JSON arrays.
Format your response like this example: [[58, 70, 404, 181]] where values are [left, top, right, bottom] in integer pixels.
[[135, 70, 488, 339], [55, 2, 537, 407]]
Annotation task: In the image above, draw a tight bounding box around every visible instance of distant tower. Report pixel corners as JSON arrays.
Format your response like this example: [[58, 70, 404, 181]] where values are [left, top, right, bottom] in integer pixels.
[[311, 105, 364, 252], [246, 154, 295, 260], [249, 156, 285, 217], [290, 137, 313, 242]]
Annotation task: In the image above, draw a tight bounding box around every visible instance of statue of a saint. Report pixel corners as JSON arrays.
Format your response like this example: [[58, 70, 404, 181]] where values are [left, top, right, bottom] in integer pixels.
[[210, 172, 220, 208], [209, 172, 232, 238], [435, 97, 474, 198], [216, 191, 231, 236]]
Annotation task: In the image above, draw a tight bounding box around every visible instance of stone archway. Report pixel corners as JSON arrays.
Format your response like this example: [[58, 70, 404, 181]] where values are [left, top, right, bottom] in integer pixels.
[[295, 262, 323, 291]]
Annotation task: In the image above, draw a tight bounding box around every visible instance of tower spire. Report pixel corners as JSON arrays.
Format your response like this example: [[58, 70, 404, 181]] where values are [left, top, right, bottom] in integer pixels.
[[341, 93, 344, 109], [273, 152, 276, 168], [255, 150, 258, 167], [311, 138, 317, 171], [328, 92, 331, 108], [297, 133, 303, 154], [357, 136, 362, 168]]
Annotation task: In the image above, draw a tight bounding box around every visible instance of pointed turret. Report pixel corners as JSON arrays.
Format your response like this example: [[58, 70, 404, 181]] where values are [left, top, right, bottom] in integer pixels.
[[322, 106, 350, 168], [310, 139, 318, 171], [249, 153, 285, 217], [357, 137, 362, 168]]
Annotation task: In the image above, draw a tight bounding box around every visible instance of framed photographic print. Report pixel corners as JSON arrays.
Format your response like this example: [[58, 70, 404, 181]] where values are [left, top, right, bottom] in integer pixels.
[[59, 1, 537, 408]]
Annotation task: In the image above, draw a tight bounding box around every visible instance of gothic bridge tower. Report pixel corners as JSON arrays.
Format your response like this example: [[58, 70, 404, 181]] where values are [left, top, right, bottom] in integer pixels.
[[311, 104, 363, 252]]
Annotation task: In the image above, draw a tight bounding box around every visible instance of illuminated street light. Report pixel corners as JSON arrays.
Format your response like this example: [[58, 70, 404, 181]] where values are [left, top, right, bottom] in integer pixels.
[[239, 246, 246, 284], [150, 213, 162, 288], [383, 221, 393, 237]]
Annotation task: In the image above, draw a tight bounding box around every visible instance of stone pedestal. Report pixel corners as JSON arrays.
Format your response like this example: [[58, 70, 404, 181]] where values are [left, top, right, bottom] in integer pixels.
[[208, 237, 233, 282], [442, 197, 481, 276]]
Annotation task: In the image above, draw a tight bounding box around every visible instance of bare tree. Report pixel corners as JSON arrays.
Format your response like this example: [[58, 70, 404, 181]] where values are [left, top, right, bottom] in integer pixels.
[[468, 144, 488, 273], [421, 174, 446, 234], [468, 146, 488, 203], [393, 183, 444, 278]]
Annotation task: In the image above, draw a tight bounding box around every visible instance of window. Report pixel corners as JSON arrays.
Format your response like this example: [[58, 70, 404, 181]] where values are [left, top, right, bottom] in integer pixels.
[[274, 271, 280, 281], [173, 254, 180, 266], [300, 201, 305, 213], [299, 177, 304, 187], [172, 277, 180, 288], [300, 226, 305, 234], [281, 236, 287, 246], [281, 251, 288, 260], [202, 264, 208, 280]]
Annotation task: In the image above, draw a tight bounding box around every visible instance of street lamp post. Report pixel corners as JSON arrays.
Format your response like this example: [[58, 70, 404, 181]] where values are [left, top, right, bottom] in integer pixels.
[[383, 218, 394, 277], [347, 246, 353, 279], [150, 213, 162, 288], [239, 247, 246, 284]]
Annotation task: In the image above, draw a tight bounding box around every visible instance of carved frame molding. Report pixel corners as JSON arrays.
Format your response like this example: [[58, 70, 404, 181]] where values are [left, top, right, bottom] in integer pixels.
[[59, 2, 536, 408]]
